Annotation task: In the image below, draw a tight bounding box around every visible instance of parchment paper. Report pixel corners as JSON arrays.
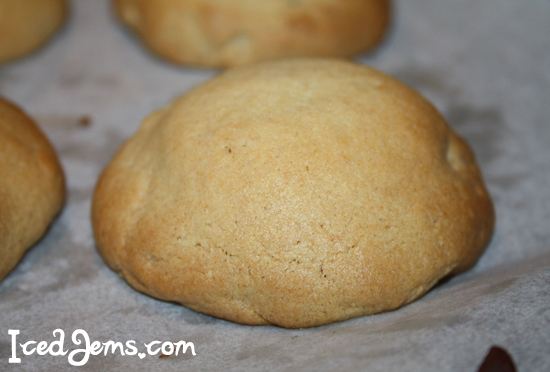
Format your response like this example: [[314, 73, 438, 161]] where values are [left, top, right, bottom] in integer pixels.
[[1, 0, 549, 370]]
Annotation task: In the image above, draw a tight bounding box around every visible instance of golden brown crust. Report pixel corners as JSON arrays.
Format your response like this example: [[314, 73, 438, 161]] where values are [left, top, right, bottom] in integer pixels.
[[92, 59, 494, 328], [0, 97, 65, 281], [0, 0, 68, 64], [114, 0, 390, 67]]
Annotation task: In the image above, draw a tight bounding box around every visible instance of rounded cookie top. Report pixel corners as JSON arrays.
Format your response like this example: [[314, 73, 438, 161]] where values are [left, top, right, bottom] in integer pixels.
[[0, 97, 65, 281], [0, 0, 68, 63], [114, 0, 390, 67], [93, 58, 494, 328]]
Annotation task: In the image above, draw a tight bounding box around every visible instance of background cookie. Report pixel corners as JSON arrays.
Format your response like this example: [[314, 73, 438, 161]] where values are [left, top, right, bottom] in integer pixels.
[[0, 0, 68, 63], [114, 0, 390, 67], [0, 97, 65, 282], [92, 58, 494, 328]]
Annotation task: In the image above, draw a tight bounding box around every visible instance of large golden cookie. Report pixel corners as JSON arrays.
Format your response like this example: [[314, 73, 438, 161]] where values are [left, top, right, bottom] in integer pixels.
[[93, 59, 494, 328], [0, 0, 68, 63], [0, 97, 65, 281], [114, 0, 390, 67]]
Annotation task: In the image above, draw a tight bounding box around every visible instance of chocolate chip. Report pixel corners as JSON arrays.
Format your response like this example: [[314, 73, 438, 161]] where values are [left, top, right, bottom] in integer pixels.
[[477, 346, 517, 372]]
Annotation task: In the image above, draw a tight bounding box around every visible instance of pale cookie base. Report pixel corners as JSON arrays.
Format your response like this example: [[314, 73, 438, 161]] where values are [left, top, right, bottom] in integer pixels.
[[0, 97, 65, 281], [114, 0, 390, 67], [92, 59, 494, 328]]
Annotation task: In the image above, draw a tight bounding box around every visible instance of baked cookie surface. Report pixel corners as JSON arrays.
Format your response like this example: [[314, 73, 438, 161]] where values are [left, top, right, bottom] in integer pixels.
[[114, 0, 390, 67], [0, 0, 68, 63], [92, 59, 494, 328], [0, 97, 65, 281]]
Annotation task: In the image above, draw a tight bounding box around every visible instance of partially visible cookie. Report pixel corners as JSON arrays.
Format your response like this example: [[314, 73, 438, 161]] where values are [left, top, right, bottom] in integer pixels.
[[114, 0, 390, 67], [0, 0, 68, 63], [0, 97, 65, 282], [92, 58, 494, 328]]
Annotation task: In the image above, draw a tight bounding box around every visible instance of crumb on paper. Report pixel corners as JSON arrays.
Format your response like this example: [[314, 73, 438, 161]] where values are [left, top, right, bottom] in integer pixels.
[[78, 115, 92, 127], [159, 344, 186, 358]]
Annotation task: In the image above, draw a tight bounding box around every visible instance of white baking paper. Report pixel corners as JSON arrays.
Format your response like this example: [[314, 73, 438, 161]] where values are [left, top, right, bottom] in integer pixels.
[[1, 0, 549, 370]]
